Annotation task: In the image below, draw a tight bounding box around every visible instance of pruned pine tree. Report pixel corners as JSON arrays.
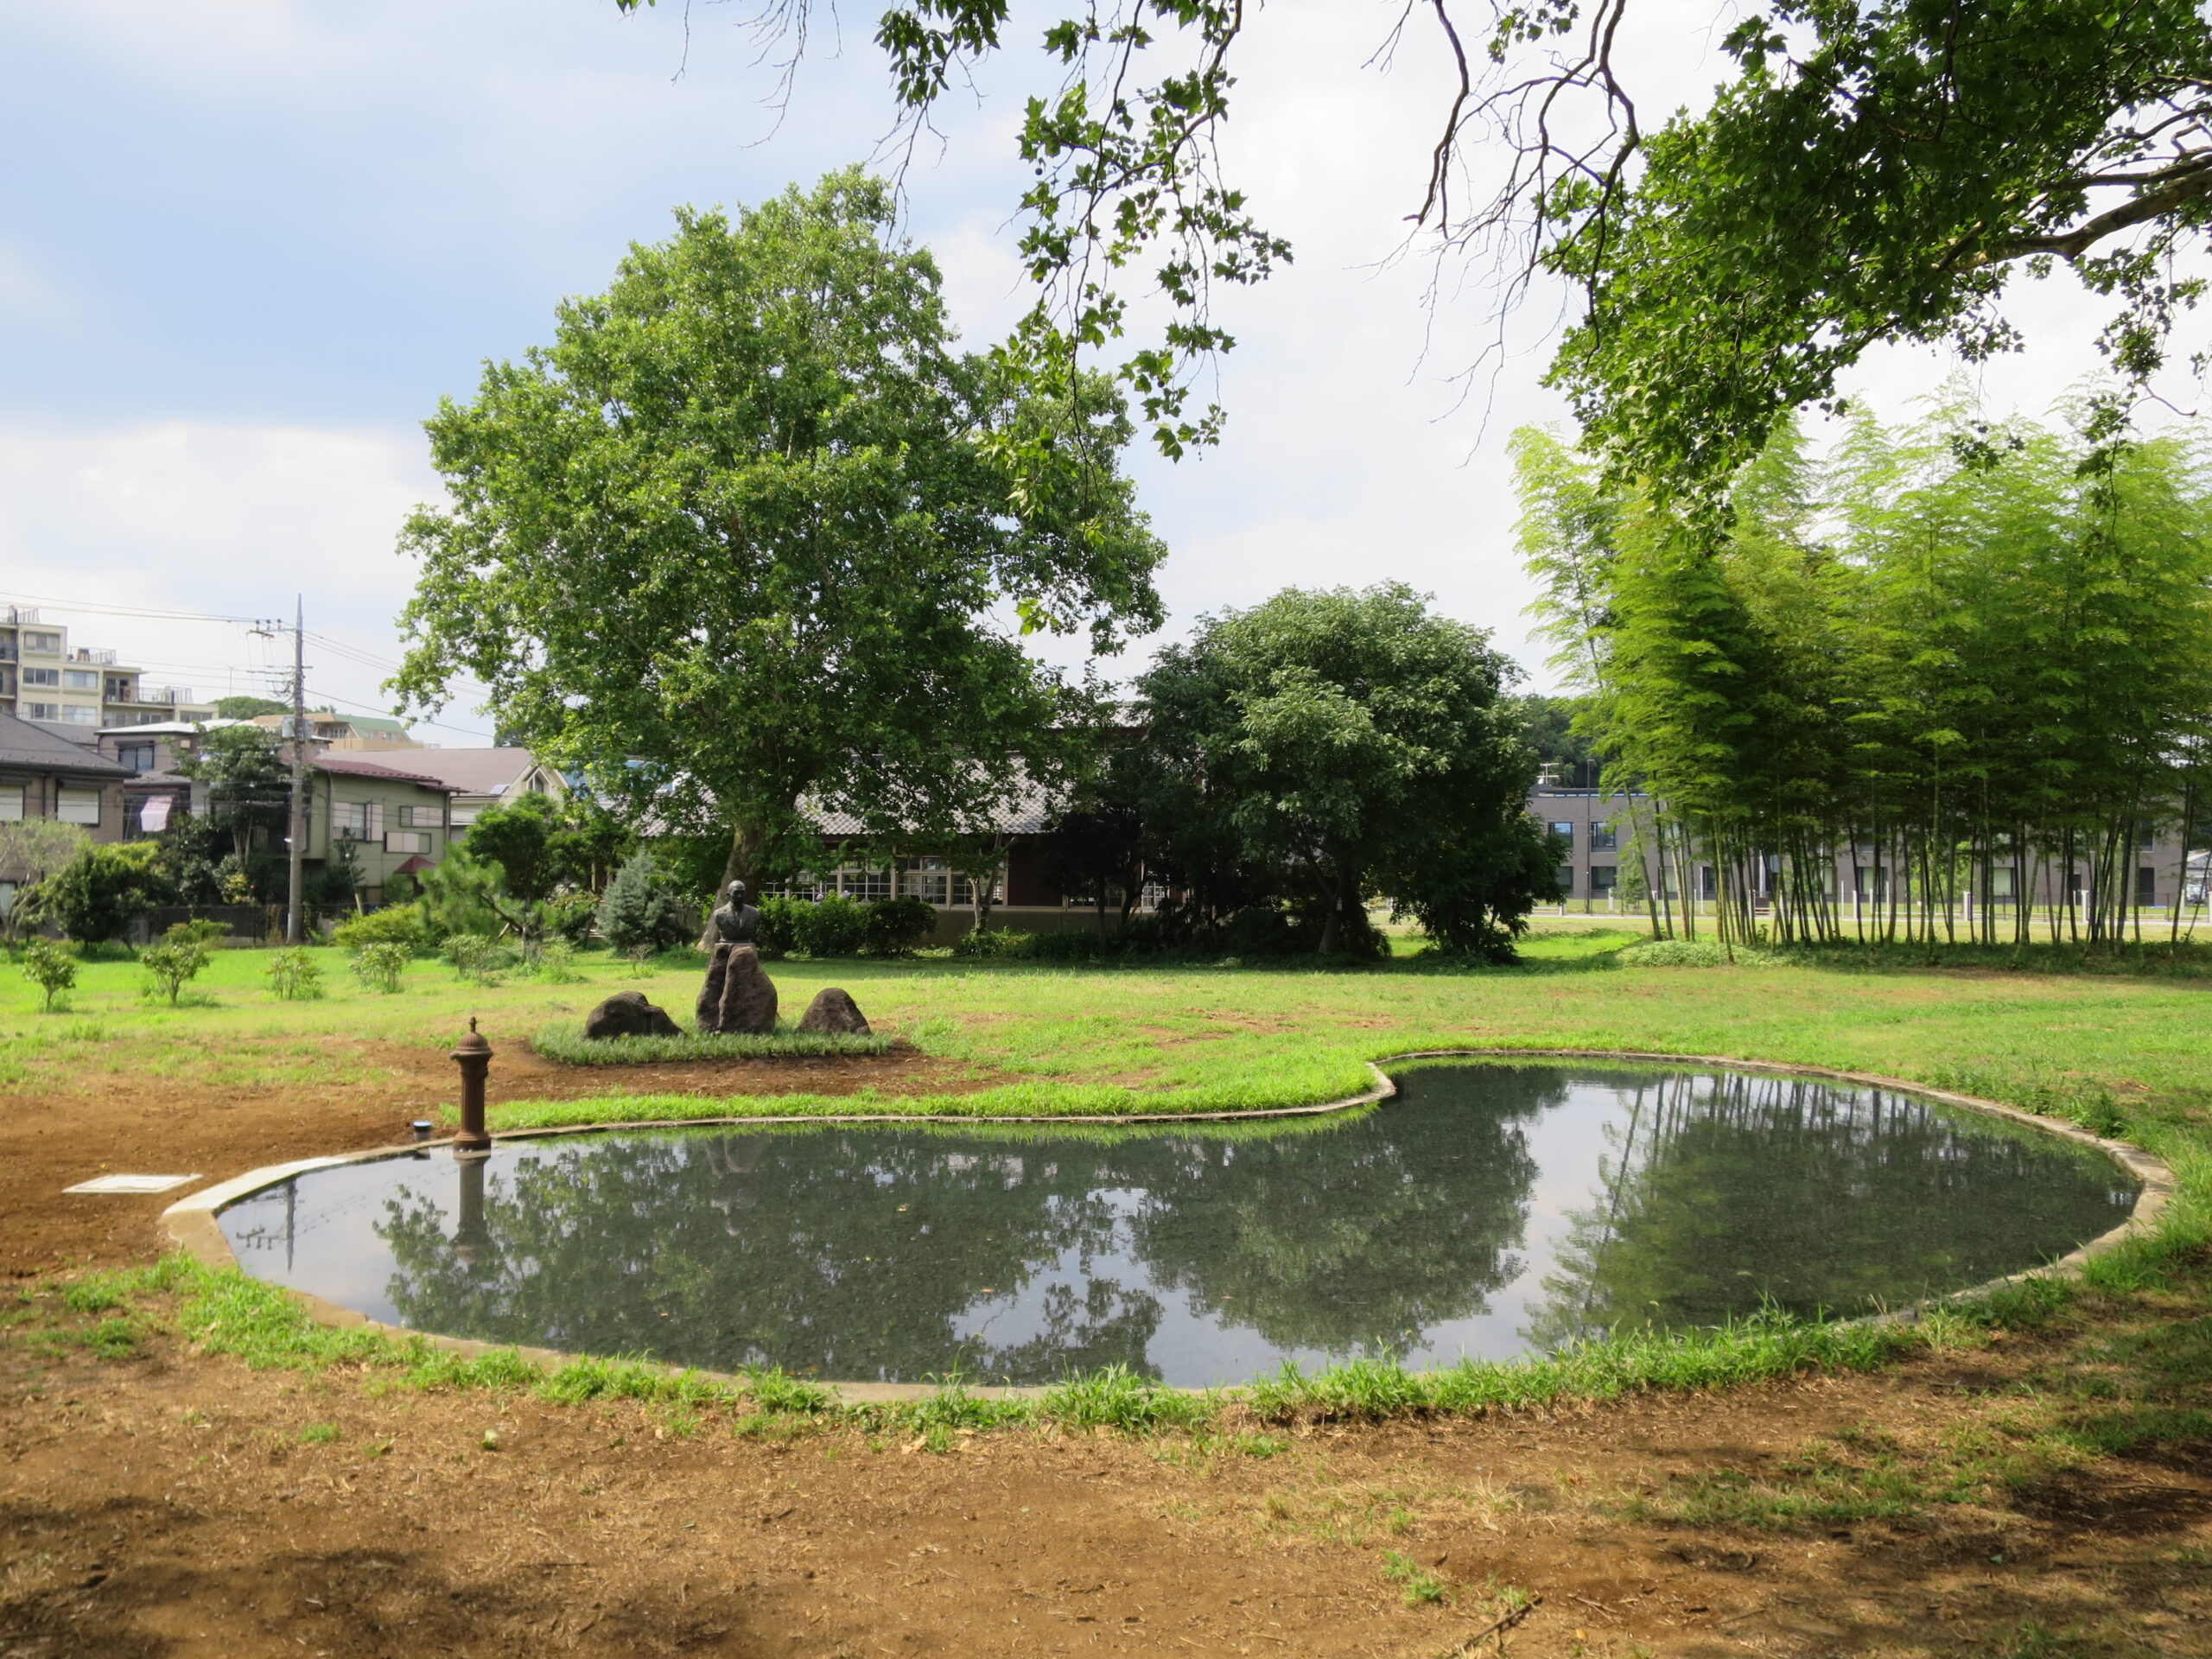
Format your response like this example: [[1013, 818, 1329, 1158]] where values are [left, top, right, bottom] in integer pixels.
[[1522, 402, 2212, 948]]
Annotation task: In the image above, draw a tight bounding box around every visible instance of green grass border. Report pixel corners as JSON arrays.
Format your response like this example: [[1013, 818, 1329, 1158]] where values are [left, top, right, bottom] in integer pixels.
[[24, 1251, 2102, 1446], [528, 1021, 893, 1066]]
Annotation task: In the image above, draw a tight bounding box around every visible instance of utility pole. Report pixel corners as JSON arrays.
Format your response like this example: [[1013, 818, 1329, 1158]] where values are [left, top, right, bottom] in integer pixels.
[[286, 597, 307, 944]]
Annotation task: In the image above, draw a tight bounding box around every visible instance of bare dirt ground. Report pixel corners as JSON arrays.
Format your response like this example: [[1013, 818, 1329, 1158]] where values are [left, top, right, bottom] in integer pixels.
[[3, 1070, 2209, 1657]]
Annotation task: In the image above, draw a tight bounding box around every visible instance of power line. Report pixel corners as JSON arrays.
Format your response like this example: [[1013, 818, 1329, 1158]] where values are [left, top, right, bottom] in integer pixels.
[[2, 591, 259, 626]]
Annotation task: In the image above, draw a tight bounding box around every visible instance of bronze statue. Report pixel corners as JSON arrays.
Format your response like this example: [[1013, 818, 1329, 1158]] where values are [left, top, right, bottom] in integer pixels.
[[706, 880, 760, 946]]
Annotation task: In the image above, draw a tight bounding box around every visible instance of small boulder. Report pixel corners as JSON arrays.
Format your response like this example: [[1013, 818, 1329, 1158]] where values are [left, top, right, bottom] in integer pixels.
[[583, 991, 682, 1040], [711, 943, 779, 1036], [797, 987, 871, 1036]]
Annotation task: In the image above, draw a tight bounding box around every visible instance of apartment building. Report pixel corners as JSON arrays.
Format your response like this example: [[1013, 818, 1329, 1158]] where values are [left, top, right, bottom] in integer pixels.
[[0, 605, 217, 729]]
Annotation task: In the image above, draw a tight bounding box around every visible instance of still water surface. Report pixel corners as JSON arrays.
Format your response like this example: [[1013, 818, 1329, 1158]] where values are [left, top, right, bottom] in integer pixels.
[[220, 1064, 2137, 1386]]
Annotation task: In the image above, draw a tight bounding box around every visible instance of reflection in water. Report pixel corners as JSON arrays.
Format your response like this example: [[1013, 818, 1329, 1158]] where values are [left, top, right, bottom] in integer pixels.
[[218, 1065, 2138, 1386]]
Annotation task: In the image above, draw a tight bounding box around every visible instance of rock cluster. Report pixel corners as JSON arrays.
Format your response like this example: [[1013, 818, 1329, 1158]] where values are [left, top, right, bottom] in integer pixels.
[[797, 987, 871, 1035], [696, 943, 779, 1035], [582, 991, 682, 1039]]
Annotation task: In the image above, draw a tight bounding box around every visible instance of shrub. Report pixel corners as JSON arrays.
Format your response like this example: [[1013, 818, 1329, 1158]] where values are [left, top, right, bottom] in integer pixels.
[[753, 894, 803, 958], [1027, 928, 1109, 963], [542, 892, 600, 946], [530, 940, 585, 982], [791, 893, 870, 957], [1221, 905, 1298, 957], [139, 939, 212, 1007], [20, 842, 173, 945], [864, 895, 938, 955], [265, 947, 324, 1001], [329, 907, 433, 954], [444, 933, 517, 983], [951, 925, 1032, 960], [164, 918, 232, 950], [20, 938, 76, 1011], [595, 851, 694, 957], [1617, 938, 1775, 968], [351, 941, 412, 994]]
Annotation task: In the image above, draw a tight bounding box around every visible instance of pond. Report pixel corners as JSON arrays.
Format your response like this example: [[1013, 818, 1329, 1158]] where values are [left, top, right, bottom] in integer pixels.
[[219, 1063, 2139, 1388]]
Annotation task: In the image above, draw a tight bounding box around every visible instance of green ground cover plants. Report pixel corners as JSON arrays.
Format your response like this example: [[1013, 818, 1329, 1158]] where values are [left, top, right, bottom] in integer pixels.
[[528, 1023, 893, 1065], [5, 1246, 2082, 1450]]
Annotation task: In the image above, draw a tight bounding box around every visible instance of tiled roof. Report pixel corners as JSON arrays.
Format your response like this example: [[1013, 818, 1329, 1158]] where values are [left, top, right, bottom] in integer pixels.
[[378, 747, 543, 796], [0, 713, 128, 778], [313, 753, 464, 792], [805, 772, 1063, 837]]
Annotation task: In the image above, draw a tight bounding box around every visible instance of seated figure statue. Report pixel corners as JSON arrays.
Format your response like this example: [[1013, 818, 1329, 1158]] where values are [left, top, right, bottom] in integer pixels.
[[707, 880, 760, 946]]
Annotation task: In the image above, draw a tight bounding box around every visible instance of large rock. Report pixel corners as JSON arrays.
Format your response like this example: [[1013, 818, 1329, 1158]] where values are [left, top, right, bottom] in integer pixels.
[[582, 991, 682, 1040], [698, 943, 778, 1035], [797, 987, 871, 1036]]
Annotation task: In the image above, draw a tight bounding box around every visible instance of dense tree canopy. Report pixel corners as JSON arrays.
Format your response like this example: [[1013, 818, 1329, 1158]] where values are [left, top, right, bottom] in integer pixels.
[[606, 1, 2212, 493], [393, 169, 1165, 893], [1132, 584, 1556, 957]]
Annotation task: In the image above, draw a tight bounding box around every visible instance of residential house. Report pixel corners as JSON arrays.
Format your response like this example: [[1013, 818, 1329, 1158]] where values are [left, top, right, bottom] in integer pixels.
[[99, 720, 234, 840], [393, 747, 567, 828], [0, 711, 129, 917], [308, 755, 462, 900]]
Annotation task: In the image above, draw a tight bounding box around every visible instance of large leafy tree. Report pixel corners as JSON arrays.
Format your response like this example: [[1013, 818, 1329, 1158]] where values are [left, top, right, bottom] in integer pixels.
[[606, 1, 2212, 494], [1139, 583, 1554, 956], [393, 169, 1165, 894]]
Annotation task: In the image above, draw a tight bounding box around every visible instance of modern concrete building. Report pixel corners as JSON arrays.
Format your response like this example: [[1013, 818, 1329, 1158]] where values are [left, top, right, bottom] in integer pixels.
[[0, 604, 216, 728]]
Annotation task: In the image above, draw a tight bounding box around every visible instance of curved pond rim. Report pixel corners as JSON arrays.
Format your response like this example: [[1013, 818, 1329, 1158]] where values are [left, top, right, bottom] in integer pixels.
[[161, 1049, 2177, 1405]]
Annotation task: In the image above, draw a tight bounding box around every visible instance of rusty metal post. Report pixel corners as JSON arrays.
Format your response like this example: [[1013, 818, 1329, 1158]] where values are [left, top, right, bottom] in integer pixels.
[[451, 1017, 493, 1154]]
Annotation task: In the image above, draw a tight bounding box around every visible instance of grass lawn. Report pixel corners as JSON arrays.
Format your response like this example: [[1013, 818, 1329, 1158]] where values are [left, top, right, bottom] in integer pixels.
[[5, 926, 2209, 1136]]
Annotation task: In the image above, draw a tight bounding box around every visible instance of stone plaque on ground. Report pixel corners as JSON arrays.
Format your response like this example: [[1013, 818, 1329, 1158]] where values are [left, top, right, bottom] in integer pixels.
[[582, 992, 683, 1039], [797, 987, 871, 1035]]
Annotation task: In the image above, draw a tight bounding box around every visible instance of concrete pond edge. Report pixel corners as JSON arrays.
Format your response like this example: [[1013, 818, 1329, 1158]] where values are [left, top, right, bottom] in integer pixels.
[[159, 1050, 2177, 1407]]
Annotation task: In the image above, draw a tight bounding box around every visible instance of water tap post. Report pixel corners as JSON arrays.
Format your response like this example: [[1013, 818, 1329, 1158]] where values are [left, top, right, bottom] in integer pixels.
[[451, 1018, 493, 1154]]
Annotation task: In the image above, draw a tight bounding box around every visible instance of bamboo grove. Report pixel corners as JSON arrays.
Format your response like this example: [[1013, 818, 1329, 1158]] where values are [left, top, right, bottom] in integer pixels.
[[1520, 398, 2212, 948]]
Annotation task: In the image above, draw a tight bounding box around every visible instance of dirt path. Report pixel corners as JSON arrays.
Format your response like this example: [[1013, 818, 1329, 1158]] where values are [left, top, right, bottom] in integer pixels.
[[3, 1317, 2208, 1658]]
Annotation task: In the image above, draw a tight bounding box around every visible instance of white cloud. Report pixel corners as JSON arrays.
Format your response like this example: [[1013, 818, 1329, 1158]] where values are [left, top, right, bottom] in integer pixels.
[[0, 420, 493, 738]]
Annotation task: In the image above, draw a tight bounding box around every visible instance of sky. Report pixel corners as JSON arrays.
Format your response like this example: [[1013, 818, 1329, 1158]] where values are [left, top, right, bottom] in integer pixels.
[[0, 0, 2189, 743]]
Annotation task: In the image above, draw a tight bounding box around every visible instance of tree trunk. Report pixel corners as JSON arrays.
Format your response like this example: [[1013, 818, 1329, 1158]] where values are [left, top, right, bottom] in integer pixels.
[[1313, 857, 1344, 956], [701, 817, 772, 948]]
